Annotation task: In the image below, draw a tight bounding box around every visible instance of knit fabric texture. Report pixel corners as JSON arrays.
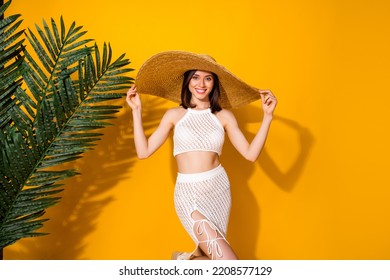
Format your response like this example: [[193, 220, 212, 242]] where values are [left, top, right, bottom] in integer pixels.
[[174, 165, 231, 259], [173, 108, 225, 157]]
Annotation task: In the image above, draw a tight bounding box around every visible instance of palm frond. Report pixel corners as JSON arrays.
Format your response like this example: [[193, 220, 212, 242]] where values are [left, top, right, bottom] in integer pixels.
[[0, 7, 133, 249], [0, 1, 25, 129]]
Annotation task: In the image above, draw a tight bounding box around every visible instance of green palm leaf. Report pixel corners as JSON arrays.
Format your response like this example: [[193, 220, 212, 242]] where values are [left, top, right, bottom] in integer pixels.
[[0, 1, 133, 249], [0, 1, 25, 129]]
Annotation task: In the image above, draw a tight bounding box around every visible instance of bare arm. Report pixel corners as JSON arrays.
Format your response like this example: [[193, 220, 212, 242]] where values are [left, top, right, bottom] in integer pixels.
[[223, 90, 277, 162], [126, 86, 173, 159]]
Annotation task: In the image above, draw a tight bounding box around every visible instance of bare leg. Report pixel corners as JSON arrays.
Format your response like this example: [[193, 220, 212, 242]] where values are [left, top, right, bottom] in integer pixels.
[[191, 210, 238, 260], [192, 255, 210, 260]]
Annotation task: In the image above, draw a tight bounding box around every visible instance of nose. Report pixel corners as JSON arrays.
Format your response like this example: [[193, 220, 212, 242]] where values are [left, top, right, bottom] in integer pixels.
[[198, 78, 205, 87]]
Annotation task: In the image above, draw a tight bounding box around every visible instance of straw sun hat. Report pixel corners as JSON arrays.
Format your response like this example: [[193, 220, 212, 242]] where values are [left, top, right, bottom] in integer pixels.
[[135, 50, 261, 108]]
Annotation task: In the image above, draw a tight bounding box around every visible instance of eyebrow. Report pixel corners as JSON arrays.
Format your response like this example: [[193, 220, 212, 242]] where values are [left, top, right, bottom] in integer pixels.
[[193, 73, 213, 77]]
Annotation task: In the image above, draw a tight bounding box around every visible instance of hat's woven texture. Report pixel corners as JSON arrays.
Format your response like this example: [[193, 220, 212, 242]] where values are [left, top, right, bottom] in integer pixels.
[[136, 51, 260, 108]]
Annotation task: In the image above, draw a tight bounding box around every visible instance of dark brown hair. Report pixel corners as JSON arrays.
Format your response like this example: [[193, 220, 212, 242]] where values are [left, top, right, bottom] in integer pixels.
[[180, 70, 222, 113]]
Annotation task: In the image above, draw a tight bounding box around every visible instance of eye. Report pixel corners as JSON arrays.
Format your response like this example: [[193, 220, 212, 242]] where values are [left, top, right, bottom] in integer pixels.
[[192, 75, 199, 80], [206, 77, 213, 81]]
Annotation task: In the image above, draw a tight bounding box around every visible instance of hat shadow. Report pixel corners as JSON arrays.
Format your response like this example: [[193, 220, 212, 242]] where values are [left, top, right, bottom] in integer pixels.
[[258, 115, 315, 192], [220, 105, 315, 259]]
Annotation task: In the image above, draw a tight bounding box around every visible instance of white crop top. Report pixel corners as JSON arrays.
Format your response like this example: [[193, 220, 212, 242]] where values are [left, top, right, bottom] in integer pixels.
[[173, 108, 225, 157]]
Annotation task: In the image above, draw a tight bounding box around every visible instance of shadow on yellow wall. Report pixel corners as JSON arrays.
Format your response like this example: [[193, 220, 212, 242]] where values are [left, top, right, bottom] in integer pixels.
[[6, 98, 313, 260], [5, 103, 132, 258], [224, 107, 314, 259], [4, 97, 165, 259], [6, 0, 390, 260], [163, 104, 315, 260]]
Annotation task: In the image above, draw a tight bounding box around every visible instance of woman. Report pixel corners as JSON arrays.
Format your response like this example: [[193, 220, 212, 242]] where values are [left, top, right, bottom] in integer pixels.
[[126, 51, 277, 260]]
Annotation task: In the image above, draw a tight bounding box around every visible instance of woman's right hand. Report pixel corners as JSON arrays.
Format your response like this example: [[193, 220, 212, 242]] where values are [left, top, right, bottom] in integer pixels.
[[126, 85, 142, 111]]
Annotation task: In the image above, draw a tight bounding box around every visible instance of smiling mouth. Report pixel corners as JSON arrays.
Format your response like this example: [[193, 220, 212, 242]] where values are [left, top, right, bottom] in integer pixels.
[[195, 89, 207, 94]]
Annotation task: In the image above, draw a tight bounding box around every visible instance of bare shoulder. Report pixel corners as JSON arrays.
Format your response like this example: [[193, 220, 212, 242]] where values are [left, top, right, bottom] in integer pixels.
[[164, 106, 187, 124], [215, 108, 238, 127]]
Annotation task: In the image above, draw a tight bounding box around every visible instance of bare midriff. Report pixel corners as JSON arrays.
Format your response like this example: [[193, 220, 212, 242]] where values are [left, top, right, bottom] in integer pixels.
[[175, 151, 220, 174]]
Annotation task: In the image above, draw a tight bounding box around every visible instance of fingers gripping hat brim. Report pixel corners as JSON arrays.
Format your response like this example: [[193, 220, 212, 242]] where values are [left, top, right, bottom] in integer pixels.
[[135, 50, 260, 109]]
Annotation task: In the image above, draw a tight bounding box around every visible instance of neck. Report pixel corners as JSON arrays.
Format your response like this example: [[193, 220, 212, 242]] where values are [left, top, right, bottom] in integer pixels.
[[194, 105, 210, 110], [191, 99, 210, 110]]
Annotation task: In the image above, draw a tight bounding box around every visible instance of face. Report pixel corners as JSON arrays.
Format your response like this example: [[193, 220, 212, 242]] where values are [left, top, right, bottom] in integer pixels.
[[188, 70, 214, 103]]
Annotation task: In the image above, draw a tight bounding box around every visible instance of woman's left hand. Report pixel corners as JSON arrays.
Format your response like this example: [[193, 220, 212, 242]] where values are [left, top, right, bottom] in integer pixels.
[[259, 89, 277, 117]]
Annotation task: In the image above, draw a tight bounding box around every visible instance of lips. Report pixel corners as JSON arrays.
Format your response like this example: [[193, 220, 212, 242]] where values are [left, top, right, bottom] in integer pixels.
[[195, 88, 207, 94]]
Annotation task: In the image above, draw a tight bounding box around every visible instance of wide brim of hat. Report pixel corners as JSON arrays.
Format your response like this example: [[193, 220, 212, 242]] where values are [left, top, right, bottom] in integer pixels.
[[135, 50, 260, 109]]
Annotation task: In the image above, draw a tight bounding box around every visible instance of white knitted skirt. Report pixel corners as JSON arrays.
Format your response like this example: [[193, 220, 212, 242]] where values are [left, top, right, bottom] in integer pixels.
[[174, 164, 231, 259]]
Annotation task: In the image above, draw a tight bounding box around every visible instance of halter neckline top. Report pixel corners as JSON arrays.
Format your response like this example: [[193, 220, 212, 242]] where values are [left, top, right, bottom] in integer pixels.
[[173, 108, 225, 157]]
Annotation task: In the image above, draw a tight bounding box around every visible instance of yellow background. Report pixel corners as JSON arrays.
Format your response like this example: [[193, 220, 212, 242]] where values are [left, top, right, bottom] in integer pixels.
[[5, 0, 390, 259]]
